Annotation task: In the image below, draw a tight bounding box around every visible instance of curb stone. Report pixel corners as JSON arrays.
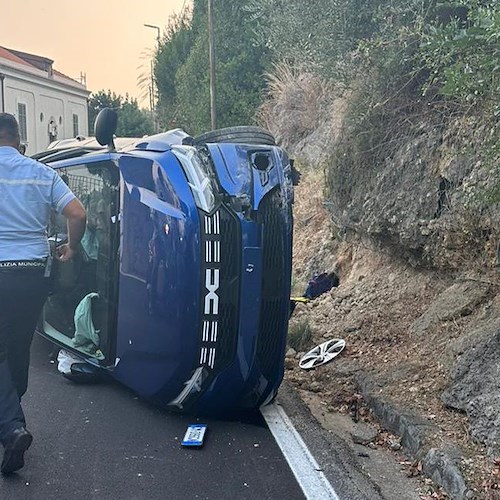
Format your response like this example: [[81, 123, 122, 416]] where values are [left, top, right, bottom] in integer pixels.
[[423, 448, 470, 500], [355, 371, 471, 499]]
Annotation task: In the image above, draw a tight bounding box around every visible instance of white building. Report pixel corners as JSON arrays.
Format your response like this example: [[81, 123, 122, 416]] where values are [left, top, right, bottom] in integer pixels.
[[0, 46, 89, 155]]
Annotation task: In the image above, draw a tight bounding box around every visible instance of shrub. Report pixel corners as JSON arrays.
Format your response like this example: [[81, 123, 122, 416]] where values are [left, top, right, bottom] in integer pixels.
[[257, 64, 336, 150], [420, 1, 500, 112], [288, 318, 315, 352]]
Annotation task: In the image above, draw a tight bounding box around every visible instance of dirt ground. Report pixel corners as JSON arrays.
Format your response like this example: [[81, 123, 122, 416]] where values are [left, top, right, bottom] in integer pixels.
[[287, 166, 500, 499]]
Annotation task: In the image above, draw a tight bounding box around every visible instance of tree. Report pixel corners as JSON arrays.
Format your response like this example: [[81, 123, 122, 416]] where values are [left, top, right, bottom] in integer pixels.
[[117, 97, 154, 137], [88, 90, 154, 137], [154, 0, 269, 135], [246, 0, 386, 82], [155, 9, 197, 128], [88, 90, 121, 134]]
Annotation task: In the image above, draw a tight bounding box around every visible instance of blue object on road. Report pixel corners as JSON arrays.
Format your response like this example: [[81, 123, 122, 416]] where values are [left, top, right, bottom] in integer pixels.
[[182, 424, 208, 447]]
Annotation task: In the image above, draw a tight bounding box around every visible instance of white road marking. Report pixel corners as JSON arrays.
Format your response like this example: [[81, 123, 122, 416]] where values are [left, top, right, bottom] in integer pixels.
[[261, 403, 340, 500]]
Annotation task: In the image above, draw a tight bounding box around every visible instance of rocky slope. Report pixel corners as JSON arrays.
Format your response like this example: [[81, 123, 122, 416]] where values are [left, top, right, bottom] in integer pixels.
[[286, 165, 500, 497], [262, 80, 500, 495]]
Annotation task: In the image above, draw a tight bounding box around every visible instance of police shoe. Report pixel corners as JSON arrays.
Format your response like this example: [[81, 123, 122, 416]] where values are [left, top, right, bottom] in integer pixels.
[[1, 427, 33, 475]]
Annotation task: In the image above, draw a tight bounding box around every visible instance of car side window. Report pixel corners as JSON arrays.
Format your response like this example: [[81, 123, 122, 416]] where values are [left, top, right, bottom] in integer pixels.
[[43, 161, 119, 362]]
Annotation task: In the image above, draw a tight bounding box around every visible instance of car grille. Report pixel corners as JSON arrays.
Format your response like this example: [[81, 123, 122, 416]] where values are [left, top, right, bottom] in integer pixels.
[[219, 208, 239, 283], [256, 189, 291, 378], [197, 205, 240, 372], [215, 206, 239, 369]]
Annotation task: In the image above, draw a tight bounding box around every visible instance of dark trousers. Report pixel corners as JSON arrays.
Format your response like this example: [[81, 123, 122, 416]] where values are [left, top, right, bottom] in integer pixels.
[[0, 269, 49, 445]]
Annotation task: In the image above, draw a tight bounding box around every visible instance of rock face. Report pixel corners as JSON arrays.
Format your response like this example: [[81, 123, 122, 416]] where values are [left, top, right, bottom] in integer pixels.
[[263, 72, 500, 272], [442, 316, 500, 455], [410, 282, 490, 335], [467, 395, 500, 454], [324, 113, 500, 270]]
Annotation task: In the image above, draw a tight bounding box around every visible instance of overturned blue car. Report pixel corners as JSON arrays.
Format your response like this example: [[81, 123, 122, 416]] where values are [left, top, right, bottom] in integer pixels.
[[34, 109, 294, 414]]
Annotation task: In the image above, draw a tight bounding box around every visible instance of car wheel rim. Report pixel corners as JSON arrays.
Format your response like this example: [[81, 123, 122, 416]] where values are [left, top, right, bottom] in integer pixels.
[[299, 339, 346, 370]]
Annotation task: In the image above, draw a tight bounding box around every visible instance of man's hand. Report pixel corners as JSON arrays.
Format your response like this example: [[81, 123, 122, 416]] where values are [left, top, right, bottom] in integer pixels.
[[56, 243, 75, 262]]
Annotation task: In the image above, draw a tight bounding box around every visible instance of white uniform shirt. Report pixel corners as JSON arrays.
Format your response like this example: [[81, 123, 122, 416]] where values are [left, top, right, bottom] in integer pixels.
[[0, 146, 75, 261]]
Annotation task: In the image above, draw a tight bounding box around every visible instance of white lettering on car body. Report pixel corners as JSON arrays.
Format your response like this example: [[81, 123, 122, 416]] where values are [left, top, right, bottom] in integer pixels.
[[204, 268, 220, 315]]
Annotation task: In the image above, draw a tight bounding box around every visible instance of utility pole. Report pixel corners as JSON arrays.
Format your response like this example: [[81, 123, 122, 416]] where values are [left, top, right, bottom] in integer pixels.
[[144, 24, 161, 132], [208, 0, 217, 130], [150, 60, 155, 114]]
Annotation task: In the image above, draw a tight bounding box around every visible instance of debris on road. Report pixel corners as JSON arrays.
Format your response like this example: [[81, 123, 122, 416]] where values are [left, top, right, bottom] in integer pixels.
[[181, 424, 208, 447]]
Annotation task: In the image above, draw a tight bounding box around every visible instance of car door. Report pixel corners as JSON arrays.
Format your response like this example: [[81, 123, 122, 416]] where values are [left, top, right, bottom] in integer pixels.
[[39, 158, 120, 366]]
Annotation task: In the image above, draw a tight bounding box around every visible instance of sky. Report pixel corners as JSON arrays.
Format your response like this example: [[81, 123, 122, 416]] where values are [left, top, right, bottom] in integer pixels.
[[2, 0, 187, 107]]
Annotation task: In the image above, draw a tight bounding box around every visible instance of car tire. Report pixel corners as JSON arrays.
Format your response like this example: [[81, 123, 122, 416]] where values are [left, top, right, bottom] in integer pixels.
[[193, 126, 276, 146]]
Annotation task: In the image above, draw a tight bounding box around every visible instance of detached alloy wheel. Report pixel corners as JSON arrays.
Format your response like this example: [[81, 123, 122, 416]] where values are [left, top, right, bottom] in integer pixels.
[[193, 126, 276, 146], [299, 339, 346, 370]]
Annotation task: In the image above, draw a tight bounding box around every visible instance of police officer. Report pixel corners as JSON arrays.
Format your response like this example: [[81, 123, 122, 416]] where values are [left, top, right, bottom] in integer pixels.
[[0, 113, 86, 474]]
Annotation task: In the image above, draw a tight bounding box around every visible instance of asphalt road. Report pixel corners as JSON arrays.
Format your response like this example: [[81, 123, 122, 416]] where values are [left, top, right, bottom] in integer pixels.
[[0, 336, 305, 500]]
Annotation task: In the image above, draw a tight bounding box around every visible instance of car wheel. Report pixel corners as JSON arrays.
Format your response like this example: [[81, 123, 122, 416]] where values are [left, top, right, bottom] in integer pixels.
[[193, 126, 276, 146]]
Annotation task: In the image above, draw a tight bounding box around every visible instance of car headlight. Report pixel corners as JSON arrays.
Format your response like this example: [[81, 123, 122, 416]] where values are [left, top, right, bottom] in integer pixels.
[[172, 146, 216, 213]]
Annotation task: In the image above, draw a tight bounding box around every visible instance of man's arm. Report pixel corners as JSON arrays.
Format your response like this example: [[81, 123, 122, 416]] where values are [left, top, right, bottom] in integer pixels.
[[57, 199, 86, 262]]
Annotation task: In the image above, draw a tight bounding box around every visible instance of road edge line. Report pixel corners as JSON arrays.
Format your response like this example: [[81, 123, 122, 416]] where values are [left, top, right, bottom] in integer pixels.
[[261, 403, 340, 500]]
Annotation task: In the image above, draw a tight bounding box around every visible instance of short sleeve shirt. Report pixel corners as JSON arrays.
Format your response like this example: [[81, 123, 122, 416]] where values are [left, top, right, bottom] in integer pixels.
[[0, 146, 76, 260]]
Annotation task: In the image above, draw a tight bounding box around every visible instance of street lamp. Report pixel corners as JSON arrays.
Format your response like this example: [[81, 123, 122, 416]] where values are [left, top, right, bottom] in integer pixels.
[[144, 23, 161, 132], [144, 23, 160, 45]]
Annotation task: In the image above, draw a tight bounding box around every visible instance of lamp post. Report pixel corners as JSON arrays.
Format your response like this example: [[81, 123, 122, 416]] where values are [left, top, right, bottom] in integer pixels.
[[144, 23, 160, 45], [144, 23, 161, 132]]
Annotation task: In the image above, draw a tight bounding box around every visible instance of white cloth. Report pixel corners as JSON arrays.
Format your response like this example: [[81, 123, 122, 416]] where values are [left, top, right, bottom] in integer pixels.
[[57, 349, 82, 374]]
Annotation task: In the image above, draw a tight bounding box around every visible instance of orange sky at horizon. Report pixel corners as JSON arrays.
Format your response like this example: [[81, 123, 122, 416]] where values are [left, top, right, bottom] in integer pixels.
[[2, 0, 187, 107]]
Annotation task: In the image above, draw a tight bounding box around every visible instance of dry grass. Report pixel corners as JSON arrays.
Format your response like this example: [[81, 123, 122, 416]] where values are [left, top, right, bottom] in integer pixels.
[[257, 63, 337, 152]]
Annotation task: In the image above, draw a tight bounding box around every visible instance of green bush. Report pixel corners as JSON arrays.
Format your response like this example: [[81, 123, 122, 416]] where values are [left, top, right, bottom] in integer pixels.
[[420, 2, 500, 112], [250, 0, 500, 111], [155, 0, 500, 137], [288, 318, 315, 352]]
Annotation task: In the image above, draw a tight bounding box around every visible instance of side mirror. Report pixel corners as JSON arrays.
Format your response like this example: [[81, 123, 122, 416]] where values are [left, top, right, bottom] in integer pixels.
[[94, 108, 118, 150]]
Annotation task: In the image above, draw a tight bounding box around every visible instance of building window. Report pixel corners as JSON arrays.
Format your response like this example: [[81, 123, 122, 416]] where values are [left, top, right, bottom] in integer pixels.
[[73, 114, 79, 137], [18, 103, 27, 142]]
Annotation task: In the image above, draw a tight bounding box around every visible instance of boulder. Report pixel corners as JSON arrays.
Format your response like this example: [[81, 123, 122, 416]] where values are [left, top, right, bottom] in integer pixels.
[[410, 282, 490, 335], [442, 316, 500, 455]]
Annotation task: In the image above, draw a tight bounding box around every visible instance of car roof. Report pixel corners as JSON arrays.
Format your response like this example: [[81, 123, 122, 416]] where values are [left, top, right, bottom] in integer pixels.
[[34, 129, 193, 164], [46, 136, 141, 151]]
